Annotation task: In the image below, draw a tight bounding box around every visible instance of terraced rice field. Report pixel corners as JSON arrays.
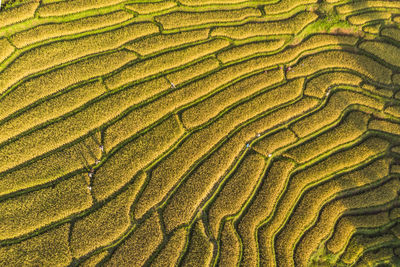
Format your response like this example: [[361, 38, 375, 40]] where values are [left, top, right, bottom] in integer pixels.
[[1, 0, 400, 266]]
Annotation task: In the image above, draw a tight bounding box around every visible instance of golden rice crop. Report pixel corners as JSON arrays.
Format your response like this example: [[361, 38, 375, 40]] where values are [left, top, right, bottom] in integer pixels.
[[208, 152, 265, 238], [294, 178, 399, 266], [362, 23, 380, 34], [211, 11, 318, 39], [0, 73, 173, 173], [304, 71, 362, 98], [0, 131, 101, 197], [0, 1, 39, 28], [253, 128, 297, 157], [286, 50, 392, 84], [125, 1, 176, 14], [285, 110, 370, 164], [381, 27, 400, 42], [179, 0, 248, 5], [394, 74, 400, 85], [347, 11, 392, 25], [217, 39, 286, 63], [181, 67, 285, 128], [180, 221, 213, 267], [0, 38, 15, 63], [336, 1, 400, 14], [357, 247, 394, 266], [264, 0, 318, 14], [105, 38, 230, 89], [0, 80, 106, 144], [106, 211, 163, 266], [0, 49, 136, 119], [290, 90, 384, 138], [70, 172, 146, 258], [132, 97, 317, 222], [37, 0, 126, 17], [390, 207, 400, 220], [384, 105, 400, 117], [151, 227, 188, 267], [10, 10, 133, 48], [0, 173, 91, 240], [259, 137, 389, 265], [161, 79, 304, 232], [166, 57, 220, 86], [341, 233, 394, 264], [237, 159, 295, 267], [276, 158, 391, 266], [0, 223, 71, 266], [93, 115, 184, 201], [105, 56, 270, 149], [369, 119, 400, 135], [155, 8, 261, 30], [125, 28, 210, 56], [0, 22, 158, 92], [359, 40, 400, 68], [326, 211, 390, 254], [218, 220, 240, 267], [80, 251, 108, 267]]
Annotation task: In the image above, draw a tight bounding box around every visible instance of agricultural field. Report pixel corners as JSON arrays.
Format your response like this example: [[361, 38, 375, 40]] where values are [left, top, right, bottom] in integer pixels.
[[2, 0, 400, 266]]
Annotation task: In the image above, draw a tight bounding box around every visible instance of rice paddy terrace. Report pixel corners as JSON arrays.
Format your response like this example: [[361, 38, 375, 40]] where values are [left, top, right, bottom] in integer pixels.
[[1, 0, 400, 266]]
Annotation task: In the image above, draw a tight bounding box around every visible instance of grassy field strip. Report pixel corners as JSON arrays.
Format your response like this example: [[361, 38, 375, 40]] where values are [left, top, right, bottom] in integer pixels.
[[9, 10, 134, 48], [0, 131, 101, 198], [0, 21, 159, 94], [274, 156, 391, 266], [294, 177, 400, 266], [132, 78, 304, 221], [256, 136, 389, 266], [0, 223, 71, 266]]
